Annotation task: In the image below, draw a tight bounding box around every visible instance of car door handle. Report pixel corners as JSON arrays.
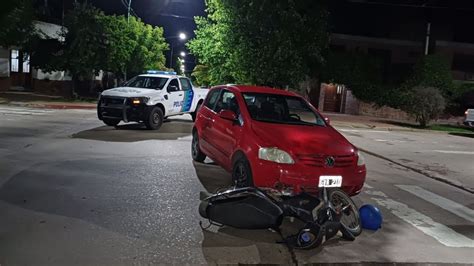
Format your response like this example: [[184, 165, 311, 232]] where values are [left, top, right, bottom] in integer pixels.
[[178, 94, 183, 96]]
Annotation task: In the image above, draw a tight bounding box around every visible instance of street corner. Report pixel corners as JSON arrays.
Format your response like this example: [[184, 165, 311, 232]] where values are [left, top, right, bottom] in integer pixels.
[[71, 119, 194, 142]]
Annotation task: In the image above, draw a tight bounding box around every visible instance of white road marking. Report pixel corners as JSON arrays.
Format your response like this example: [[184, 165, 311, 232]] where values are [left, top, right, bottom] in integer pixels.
[[431, 150, 474, 155], [364, 184, 374, 189], [396, 185, 474, 223], [365, 188, 474, 248]]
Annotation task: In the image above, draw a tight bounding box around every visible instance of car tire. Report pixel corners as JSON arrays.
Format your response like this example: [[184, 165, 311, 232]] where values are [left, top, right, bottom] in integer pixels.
[[144, 106, 164, 130], [191, 101, 202, 122], [192, 130, 206, 162], [103, 118, 120, 127], [232, 155, 254, 187], [329, 189, 362, 237]]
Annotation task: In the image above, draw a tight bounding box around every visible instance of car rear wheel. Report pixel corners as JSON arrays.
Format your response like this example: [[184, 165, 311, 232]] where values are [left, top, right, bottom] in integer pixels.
[[329, 189, 362, 237], [103, 118, 120, 127], [144, 106, 164, 130], [232, 155, 254, 187], [192, 130, 206, 162]]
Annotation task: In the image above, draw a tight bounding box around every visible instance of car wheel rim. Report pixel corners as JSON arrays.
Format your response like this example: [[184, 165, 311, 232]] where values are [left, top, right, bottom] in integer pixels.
[[234, 162, 247, 187], [331, 192, 360, 232], [152, 112, 160, 124]]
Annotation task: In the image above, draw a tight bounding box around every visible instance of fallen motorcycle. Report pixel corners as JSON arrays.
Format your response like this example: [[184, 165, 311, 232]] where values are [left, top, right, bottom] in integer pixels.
[[199, 186, 362, 249]]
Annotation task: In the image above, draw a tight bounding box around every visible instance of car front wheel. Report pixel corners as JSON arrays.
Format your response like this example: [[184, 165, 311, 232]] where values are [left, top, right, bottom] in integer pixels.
[[232, 155, 254, 187], [103, 118, 120, 127], [144, 106, 164, 130]]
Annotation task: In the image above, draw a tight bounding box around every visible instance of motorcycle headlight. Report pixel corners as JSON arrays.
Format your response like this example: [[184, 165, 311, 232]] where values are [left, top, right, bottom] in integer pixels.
[[357, 150, 366, 166], [258, 147, 295, 164]]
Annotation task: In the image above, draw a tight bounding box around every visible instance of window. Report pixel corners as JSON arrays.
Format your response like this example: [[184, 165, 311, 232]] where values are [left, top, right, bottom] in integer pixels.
[[179, 78, 192, 91], [204, 89, 221, 110], [124, 76, 168, 89], [22, 53, 30, 73], [215, 90, 239, 114], [243, 93, 325, 126], [168, 79, 180, 91], [11, 50, 19, 72]]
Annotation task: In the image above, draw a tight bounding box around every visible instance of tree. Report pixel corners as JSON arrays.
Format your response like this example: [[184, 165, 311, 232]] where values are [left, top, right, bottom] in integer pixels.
[[187, 0, 329, 88], [403, 55, 453, 98], [0, 0, 39, 50], [403, 87, 446, 128], [192, 65, 211, 87], [35, 4, 168, 96]]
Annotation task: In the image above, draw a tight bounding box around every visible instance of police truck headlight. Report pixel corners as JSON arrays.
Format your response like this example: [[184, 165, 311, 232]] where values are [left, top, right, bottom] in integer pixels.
[[131, 97, 149, 105], [357, 150, 366, 166], [258, 148, 295, 164]]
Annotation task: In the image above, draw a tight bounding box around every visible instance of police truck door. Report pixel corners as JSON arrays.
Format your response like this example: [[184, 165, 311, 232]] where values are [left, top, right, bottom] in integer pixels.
[[166, 78, 184, 115]]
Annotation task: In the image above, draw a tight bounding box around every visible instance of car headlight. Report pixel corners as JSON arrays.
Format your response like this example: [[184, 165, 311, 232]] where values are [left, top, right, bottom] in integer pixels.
[[258, 147, 295, 164], [357, 150, 366, 166], [131, 97, 149, 105]]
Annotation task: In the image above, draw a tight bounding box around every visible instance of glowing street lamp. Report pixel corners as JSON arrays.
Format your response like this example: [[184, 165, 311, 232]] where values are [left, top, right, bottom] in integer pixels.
[[179, 33, 187, 40], [168, 32, 187, 68], [180, 51, 186, 57]]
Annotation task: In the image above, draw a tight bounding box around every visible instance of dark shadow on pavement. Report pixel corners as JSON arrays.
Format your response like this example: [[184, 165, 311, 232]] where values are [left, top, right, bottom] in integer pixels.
[[192, 161, 233, 193], [449, 132, 474, 138], [72, 120, 194, 142]]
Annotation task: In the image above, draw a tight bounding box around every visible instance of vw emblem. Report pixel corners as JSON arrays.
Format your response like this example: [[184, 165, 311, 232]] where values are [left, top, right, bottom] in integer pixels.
[[325, 156, 335, 168]]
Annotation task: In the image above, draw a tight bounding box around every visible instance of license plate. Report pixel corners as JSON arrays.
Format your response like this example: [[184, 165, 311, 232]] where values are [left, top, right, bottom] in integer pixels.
[[318, 176, 342, 188]]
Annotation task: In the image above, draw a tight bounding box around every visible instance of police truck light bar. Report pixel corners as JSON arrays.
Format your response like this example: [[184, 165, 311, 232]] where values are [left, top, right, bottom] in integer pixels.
[[147, 70, 177, 75]]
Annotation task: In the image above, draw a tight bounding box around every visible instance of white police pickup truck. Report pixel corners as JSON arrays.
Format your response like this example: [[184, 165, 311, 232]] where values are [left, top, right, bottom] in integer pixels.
[[98, 71, 208, 130]]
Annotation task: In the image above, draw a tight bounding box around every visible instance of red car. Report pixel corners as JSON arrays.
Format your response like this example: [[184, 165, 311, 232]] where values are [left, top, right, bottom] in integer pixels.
[[192, 85, 366, 196]]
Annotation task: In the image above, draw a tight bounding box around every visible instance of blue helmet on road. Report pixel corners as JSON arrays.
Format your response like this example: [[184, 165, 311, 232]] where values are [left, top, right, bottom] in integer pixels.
[[359, 204, 383, 230]]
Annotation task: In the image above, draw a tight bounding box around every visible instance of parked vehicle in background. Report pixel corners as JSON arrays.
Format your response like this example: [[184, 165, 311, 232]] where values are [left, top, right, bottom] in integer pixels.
[[464, 109, 474, 127], [97, 71, 208, 130], [192, 85, 366, 196]]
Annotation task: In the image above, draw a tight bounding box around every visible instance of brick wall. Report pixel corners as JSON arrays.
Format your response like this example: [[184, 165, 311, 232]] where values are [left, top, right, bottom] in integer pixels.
[[33, 79, 73, 98], [0, 77, 11, 91]]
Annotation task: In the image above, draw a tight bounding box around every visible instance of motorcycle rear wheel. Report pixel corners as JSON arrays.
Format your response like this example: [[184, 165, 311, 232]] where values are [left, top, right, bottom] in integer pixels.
[[329, 189, 362, 236]]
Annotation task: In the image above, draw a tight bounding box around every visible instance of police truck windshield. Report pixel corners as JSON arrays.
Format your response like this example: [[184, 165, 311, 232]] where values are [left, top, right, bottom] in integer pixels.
[[124, 76, 168, 90]]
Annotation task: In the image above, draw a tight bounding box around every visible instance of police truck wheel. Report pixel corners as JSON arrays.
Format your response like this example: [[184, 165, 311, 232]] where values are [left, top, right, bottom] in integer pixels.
[[103, 118, 120, 127], [145, 107, 164, 130]]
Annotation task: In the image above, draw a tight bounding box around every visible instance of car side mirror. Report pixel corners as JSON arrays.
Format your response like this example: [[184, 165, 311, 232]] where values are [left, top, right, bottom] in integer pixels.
[[324, 117, 330, 125], [219, 109, 238, 121], [167, 85, 179, 93]]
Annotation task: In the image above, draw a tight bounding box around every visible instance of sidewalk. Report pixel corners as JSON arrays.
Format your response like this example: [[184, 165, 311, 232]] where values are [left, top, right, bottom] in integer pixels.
[[0, 91, 96, 110], [324, 112, 417, 132]]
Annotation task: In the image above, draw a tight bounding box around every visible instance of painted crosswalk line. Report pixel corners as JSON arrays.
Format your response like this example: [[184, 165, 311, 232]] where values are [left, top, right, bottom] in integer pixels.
[[364, 188, 474, 248], [396, 185, 474, 223]]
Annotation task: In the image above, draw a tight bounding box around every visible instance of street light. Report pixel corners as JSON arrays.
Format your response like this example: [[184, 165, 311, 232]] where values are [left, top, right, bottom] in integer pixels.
[[180, 51, 186, 57], [168, 32, 187, 68]]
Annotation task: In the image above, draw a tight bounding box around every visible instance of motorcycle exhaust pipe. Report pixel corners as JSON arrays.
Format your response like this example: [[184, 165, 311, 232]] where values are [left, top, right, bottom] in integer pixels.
[[199, 191, 212, 219]]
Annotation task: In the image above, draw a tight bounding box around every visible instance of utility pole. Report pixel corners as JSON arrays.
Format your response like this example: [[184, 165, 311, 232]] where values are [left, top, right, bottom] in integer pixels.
[[424, 22, 431, 55], [127, 0, 132, 23]]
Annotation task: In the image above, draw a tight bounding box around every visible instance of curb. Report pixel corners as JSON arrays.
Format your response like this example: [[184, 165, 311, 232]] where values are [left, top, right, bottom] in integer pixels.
[[7, 102, 96, 110], [359, 148, 474, 194]]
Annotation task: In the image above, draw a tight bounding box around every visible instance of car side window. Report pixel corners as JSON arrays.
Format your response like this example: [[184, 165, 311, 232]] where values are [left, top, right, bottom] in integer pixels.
[[204, 89, 221, 111], [179, 78, 192, 91], [168, 79, 180, 92], [215, 90, 240, 115]]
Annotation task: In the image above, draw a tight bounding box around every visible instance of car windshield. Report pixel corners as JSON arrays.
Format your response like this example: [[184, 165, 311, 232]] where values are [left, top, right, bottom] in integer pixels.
[[123, 76, 168, 90], [242, 93, 326, 126]]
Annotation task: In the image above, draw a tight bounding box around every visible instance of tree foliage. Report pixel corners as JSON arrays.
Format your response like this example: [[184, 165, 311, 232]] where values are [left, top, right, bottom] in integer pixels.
[[192, 65, 211, 86], [36, 4, 168, 81], [188, 0, 329, 88], [0, 0, 39, 50], [403, 87, 446, 127], [402, 55, 453, 98]]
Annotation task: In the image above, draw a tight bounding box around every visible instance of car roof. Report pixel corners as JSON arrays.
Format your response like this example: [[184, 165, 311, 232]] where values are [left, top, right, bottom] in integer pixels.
[[216, 85, 299, 97], [139, 74, 182, 79]]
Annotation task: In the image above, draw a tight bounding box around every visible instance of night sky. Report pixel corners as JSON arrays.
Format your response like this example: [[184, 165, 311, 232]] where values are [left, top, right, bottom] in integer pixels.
[[90, 0, 207, 73]]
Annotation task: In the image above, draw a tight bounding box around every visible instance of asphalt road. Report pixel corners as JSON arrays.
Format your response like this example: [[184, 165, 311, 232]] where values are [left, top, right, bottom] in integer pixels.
[[0, 106, 473, 265]]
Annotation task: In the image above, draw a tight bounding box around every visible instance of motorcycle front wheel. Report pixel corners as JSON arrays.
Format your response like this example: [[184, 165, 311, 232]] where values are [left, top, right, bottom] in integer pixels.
[[329, 189, 362, 236]]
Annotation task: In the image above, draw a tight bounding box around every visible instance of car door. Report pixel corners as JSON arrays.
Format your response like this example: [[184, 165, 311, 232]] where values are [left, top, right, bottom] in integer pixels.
[[198, 88, 222, 157], [165, 78, 184, 116], [208, 90, 243, 167], [179, 78, 194, 113]]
